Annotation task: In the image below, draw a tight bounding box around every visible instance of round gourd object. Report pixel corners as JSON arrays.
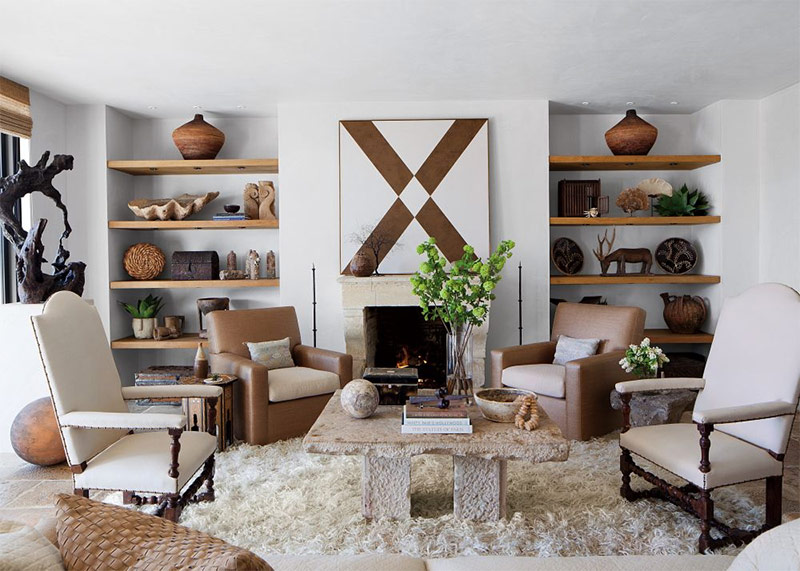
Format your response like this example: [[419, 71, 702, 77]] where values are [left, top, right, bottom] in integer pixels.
[[340, 379, 380, 419], [10, 397, 66, 466]]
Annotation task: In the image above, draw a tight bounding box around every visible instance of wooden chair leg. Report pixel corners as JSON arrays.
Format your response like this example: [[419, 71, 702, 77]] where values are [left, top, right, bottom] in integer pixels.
[[698, 489, 714, 553], [766, 475, 783, 529], [205, 456, 215, 501], [73, 488, 89, 498], [164, 494, 182, 522], [620, 449, 635, 501]]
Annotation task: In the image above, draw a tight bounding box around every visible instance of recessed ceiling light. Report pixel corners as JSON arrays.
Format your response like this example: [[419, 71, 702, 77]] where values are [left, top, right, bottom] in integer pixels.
[[626, 101, 634, 105], [670, 101, 679, 105], [147, 105, 158, 110], [192, 105, 203, 110], [581, 101, 590, 105]]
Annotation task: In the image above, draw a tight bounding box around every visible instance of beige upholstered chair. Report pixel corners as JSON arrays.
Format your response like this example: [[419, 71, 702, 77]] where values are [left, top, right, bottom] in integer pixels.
[[31, 292, 222, 522], [617, 283, 800, 552], [207, 306, 353, 445], [491, 303, 645, 440]]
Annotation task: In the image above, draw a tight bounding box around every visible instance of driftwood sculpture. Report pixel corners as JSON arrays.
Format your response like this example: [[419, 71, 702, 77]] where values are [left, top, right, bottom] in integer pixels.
[[0, 152, 86, 303], [593, 229, 652, 275]]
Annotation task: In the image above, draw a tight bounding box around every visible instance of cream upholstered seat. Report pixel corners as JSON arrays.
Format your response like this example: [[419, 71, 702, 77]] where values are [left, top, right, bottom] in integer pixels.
[[31, 292, 222, 522], [616, 283, 800, 553], [267, 367, 341, 403], [501, 364, 566, 399]]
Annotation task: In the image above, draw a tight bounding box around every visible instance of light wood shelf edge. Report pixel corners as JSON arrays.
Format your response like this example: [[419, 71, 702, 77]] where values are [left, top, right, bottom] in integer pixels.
[[108, 219, 279, 230], [644, 328, 714, 344], [110, 278, 280, 289], [550, 216, 721, 226], [549, 155, 721, 171], [550, 275, 720, 285], [111, 333, 207, 349], [107, 158, 279, 175]]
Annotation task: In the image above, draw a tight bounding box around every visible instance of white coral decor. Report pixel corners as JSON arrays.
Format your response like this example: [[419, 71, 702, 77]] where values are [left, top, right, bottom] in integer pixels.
[[619, 337, 670, 377]]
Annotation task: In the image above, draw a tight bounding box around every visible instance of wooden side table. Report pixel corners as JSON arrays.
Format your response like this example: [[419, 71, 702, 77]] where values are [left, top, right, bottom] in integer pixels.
[[186, 375, 237, 451]]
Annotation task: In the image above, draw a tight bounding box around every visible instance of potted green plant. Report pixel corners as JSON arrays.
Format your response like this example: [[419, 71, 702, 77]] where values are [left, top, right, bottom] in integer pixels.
[[655, 184, 711, 216], [411, 238, 515, 398], [119, 295, 164, 339]]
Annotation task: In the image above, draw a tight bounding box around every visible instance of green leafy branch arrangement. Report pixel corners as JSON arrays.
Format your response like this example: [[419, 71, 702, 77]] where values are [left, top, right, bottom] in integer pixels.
[[118, 294, 164, 319], [410, 238, 515, 334]]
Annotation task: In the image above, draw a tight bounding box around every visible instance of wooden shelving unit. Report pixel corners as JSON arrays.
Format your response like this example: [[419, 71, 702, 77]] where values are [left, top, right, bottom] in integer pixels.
[[110, 278, 280, 290], [550, 275, 720, 285], [644, 329, 714, 344], [111, 333, 207, 349], [549, 155, 720, 171], [107, 158, 278, 175], [109, 219, 279, 230], [550, 216, 720, 226]]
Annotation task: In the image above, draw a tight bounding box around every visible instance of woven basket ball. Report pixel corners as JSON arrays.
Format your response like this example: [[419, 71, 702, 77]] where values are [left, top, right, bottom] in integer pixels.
[[124, 243, 165, 280]]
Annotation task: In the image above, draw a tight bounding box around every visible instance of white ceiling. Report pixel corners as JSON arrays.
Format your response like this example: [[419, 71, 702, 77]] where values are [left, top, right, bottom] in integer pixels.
[[1, 0, 798, 118]]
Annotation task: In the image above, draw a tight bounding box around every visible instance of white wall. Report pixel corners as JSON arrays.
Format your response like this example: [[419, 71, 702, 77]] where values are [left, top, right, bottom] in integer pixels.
[[278, 100, 551, 376], [759, 83, 800, 289]]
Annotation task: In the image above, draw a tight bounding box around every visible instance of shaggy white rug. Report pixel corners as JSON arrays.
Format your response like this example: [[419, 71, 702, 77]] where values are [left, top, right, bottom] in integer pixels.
[[161, 435, 763, 559]]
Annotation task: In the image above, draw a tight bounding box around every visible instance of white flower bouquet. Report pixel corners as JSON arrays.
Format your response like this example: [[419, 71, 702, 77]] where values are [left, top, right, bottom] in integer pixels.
[[619, 337, 669, 378]]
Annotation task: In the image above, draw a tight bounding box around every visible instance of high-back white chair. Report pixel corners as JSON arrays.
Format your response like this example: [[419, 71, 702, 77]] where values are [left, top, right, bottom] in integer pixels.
[[31, 291, 222, 521], [616, 283, 800, 552]]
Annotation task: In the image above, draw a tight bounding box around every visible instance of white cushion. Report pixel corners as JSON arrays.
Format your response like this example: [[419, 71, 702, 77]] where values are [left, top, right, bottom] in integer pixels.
[[74, 431, 216, 494], [247, 337, 296, 370], [0, 520, 64, 570], [267, 554, 427, 571], [729, 516, 800, 570], [621, 423, 783, 489], [553, 335, 600, 366], [502, 364, 566, 399], [426, 555, 734, 571], [268, 367, 340, 403]]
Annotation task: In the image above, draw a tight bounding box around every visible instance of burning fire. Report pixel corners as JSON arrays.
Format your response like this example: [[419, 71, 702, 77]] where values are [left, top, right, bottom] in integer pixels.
[[396, 346, 427, 369]]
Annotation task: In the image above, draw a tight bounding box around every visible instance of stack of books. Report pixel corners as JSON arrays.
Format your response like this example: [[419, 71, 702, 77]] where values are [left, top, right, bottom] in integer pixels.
[[401, 399, 472, 434], [212, 212, 252, 221]]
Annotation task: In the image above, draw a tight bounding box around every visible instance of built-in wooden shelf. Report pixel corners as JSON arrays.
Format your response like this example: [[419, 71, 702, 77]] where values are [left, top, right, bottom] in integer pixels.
[[110, 278, 279, 290], [550, 216, 720, 226], [549, 155, 721, 171], [111, 333, 207, 349], [550, 274, 720, 285], [108, 219, 279, 230], [107, 159, 279, 175], [644, 328, 714, 344]]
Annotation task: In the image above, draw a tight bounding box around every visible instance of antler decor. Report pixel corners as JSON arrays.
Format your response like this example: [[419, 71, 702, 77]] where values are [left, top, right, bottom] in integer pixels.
[[593, 228, 652, 275], [0, 151, 86, 303]]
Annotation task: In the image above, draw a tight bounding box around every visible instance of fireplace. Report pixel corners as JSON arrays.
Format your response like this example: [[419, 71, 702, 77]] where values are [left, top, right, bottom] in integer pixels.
[[364, 306, 446, 388], [339, 275, 490, 388]]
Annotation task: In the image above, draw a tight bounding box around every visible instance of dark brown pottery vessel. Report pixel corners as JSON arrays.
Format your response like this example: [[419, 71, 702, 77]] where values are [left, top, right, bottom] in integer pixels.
[[350, 251, 376, 277], [605, 109, 658, 155], [661, 293, 707, 334], [172, 114, 226, 160]]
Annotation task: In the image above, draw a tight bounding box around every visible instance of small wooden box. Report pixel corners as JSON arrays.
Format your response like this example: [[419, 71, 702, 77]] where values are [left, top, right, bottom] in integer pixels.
[[558, 179, 601, 217], [172, 251, 219, 280]]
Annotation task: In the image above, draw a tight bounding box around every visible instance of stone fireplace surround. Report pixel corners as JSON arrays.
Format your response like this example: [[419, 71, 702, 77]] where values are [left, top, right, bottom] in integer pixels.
[[339, 275, 489, 388]]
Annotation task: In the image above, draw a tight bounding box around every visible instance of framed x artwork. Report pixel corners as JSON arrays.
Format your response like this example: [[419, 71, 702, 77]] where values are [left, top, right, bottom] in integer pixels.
[[339, 118, 489, 275]]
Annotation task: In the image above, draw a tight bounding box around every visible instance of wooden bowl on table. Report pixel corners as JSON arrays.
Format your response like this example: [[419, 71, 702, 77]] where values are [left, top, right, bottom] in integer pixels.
[[474, 388, 537, 423]]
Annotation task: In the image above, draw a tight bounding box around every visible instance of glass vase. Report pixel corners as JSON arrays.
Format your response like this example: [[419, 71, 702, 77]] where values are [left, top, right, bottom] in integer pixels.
[[446, 323, 474, 399]]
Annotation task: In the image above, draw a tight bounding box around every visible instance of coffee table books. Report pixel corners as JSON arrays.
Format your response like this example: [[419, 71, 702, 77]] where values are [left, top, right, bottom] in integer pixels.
[[401, 400, 473, 434]]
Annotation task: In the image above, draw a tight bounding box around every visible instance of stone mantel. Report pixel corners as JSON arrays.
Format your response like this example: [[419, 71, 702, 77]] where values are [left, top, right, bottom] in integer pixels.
[[338, 275, 490, 387]]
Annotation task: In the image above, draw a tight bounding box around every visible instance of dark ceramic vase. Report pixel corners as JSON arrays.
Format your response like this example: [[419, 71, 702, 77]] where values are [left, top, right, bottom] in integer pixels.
[[350, 251, 376, 277], [661, 293, 707, 334], [172, 114, 226, 160], [605, 109, 658, 155]]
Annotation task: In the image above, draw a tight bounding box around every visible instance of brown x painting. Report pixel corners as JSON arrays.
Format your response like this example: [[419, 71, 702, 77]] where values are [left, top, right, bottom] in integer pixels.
[[340, 119, 489, 274]]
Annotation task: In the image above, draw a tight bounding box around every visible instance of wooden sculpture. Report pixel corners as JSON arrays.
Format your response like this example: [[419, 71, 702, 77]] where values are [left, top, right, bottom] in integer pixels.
[[0, 152, 86, 303], [242, 181, 277, 220], [592, 228, 652, 275]]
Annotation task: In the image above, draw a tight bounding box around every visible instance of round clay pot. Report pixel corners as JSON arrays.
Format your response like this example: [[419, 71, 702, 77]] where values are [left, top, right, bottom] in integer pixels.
[[350, 251, 376, 277], [172, 114, 226, 160], [661, 293, 707, 334], [604, 109, 658, 155], [132, 317, 157, 339], [10, 397, 66, 466]]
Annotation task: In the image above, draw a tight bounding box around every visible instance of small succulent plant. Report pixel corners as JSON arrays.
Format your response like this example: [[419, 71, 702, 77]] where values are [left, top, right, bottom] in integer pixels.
[[119, 294, 164, 318], [655, 184, 710, 216]]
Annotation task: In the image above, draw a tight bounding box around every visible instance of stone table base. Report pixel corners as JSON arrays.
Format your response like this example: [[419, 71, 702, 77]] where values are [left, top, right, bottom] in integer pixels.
[[453, 456, 507, 521], [610, 389, 698, 427], [362, 456, 410, 519]]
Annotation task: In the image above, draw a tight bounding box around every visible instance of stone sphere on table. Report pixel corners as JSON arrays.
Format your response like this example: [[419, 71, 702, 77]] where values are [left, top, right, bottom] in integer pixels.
[[340, 379, 380, 419]]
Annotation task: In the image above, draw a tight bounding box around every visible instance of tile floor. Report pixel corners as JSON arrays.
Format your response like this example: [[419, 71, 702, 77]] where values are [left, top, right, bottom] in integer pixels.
[[1, 425, 798, 528]]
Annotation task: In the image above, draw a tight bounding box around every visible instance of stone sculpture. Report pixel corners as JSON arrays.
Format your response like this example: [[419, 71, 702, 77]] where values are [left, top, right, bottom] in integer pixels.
[[226, 250, 237, 271], [265, 250, 276, 279], [0, 152, 86, 303], [127, 192, 219, 221], [246, 249, 260, 279]]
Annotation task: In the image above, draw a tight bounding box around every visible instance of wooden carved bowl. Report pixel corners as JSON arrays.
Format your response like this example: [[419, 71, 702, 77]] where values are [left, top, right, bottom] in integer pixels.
[[474, 388, 537, 423]]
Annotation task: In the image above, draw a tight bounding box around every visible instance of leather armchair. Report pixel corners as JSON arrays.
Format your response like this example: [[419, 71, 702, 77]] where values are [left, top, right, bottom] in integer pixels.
[[491, 303, 645, 440], [207, 306, 353, 445]]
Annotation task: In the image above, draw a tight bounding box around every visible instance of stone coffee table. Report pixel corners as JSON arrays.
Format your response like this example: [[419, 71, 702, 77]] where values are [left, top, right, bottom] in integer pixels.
[[303, 390, 569, 522]]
